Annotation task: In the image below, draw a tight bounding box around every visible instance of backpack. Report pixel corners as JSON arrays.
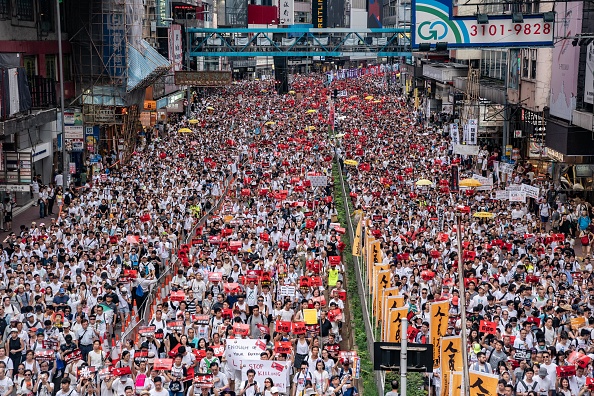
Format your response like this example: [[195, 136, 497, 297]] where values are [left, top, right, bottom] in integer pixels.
[[0, 315, 7, 336], [135, 285, 144, 297]]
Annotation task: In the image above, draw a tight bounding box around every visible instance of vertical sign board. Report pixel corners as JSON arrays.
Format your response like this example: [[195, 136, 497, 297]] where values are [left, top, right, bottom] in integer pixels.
[[156, 0, 170, 27], [312, 0, 327, 28], [103, 13, 126, 79], [550, 1, 582, 120], [168, 25, 183, 72], [411, 0, 554, 48], [279, 0, 294, 25], [585, 42, 594, 104]]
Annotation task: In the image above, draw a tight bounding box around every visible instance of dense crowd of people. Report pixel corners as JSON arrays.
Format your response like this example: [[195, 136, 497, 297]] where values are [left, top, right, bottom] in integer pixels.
[[1, 67, 593, 396]]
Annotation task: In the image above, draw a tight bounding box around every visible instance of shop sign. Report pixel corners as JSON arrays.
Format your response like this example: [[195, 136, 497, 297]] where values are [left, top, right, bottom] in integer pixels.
[[575, 164, 593, 177], [546, 147, 565, 162]]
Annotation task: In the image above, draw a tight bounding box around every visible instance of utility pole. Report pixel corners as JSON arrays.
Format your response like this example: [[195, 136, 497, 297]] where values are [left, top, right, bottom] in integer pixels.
[[56, 0, 67, 190], [400, 317, 408, 396]]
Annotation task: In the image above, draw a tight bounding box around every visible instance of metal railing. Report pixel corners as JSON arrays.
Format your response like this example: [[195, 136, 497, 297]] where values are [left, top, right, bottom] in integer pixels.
[[335, 159, 385, 395]]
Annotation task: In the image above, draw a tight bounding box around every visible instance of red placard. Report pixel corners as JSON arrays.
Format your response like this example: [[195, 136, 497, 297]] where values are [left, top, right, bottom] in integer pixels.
[[166, 320, 184, 331], [337, 290, 347, 301], [34, 350, 54, 362], [77, 366, 96, 379], [138, 326, 156, 337], [194, 373, 214, 388], [224, 283, 241, 295], [274, 341, 292, 354], [193, 349, 207, 360], [64, 349, 82, 364], [233, 323, 250, 336], [256, 323, 270, 335], [480, 320, 497, 335], [170, 291, 186, 302], [275, 321, 292, 333], [208, 272, 223, 282], [191, 315, 210, 325], [112, 366, 132, 377], [153, 358, 173, 371], [213, 344, 225, 357], [586, 377, 594, 390], [292, 321, 306, 335], [310, 277, 323, 287], [134, 350, 149, 362]]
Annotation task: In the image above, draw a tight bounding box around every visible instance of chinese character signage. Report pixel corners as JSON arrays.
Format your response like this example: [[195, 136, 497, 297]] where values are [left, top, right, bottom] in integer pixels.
[[168, 24, 183, 72], [156, 0, 171, 27], [279, 0, 294, 25], [103, 14, 126, 78]]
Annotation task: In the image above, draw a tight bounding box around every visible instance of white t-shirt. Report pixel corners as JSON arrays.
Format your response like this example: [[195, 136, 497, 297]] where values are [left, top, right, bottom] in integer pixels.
[[0, 377, 14, 396], [149, 389, 169, 396]]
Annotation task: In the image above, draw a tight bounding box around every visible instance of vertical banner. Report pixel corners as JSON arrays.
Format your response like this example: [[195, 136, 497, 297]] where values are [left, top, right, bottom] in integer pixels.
[[381, 288, 399, 339], [430, 301, 450, 368], [279, 0, 295, 25], [450, 123, 459, 145], [586, 42, 594, 104], [312, 0, 327, 28], [375, 274, 391, 326], [451, 372, 463, 396], [352, 219, 362, 257], [440, 336, 464, 396], [387, 307, 408, 342], [467, 119, 478, 145], [155, 0, 170, 27], [469, 372, 499, 396], [103, 13, 126, 79], [370, 240, 383, 264], [168, 24, 183, 72], [450, 164, 459, 192], [371, 264, 389, 319]]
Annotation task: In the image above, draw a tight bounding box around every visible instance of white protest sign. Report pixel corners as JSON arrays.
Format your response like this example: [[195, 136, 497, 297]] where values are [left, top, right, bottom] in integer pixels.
[[225, 339, 267, 370], [279, 285, 296, 297], [453, 144, 479, 156], [471, 174, 493, 191], [499, 163, 515, 176], [241, 360, 290, 393], [521, 184, 540, 200], [307, 175, 328, 187], [508, 190, 526, 203], [494, 190, 509, 200], [506, 184, 522, 192]]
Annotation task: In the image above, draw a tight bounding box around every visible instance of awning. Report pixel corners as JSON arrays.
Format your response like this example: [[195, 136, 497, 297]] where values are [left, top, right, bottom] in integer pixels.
[[127, 39, 171, 92]]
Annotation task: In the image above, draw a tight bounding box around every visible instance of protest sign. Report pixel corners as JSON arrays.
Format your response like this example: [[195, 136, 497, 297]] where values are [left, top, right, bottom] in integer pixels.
[[241, 360, 290, 393], [225, 339, 267, 370]]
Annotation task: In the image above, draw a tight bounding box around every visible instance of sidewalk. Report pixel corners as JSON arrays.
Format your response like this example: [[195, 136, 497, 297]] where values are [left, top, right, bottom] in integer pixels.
[[0, 201, 58, 241]]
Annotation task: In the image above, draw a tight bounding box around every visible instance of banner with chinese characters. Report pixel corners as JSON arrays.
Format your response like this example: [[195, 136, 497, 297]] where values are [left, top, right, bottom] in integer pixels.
[[430, 300, 450, 367]]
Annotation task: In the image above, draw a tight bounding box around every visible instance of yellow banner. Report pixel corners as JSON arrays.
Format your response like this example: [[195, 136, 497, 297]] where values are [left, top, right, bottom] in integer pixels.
[[375, 269, 391, 321], [352, 219, 362, 257], [430, 301, 450, 368], [386, 307, 408, 343], [440, 335, 464, 396], [451, 372, 463, 396], [370, 240, 383, 264], [469, 372, 499, 396], [371, 264, 389, 319], [381, 289, 400, 339]]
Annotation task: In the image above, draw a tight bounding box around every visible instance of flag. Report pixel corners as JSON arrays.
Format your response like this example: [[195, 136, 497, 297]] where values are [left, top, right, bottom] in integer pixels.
[[386, 307, 408, 342], [98, 303, 113, 312], [440, 336, 464, 396]]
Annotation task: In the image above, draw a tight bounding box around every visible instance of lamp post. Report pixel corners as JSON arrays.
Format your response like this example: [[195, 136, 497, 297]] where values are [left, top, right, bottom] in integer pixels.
[[55, 0, 67, 190], [455, 205, 470, 396], [185, 13, 192, 118]]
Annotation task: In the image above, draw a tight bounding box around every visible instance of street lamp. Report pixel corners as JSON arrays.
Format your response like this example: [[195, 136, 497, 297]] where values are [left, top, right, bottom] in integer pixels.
[[454, 204, 470, 396], [55, 0, 67, 190]]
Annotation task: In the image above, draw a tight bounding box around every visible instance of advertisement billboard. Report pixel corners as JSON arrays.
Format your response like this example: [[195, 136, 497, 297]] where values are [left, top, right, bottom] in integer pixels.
[[103, 13, 126, 78], [549, 1, 582, 121], [411, 0, 554, 48], [312, 0, 327, 28], [585, 42, 594, 104], [156, 0, 171, 27], [368, 0, 382, 28], [168, 25, 183, 72]]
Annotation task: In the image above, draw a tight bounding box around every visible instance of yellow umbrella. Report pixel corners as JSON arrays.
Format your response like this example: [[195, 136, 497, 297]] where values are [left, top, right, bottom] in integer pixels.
[[288, 90, 296, 95], [334, 133, 345, 138], [373, 100, 382, 103], [188, 119, 199, 124], [344, 159, 359, 166], [365, 95, 374, 100], [206, 106, 215, 111], [415, 179, 433, 186], [459, 178, 483, 187], [473, 212, 495, 219], [307, 126, 317, 130], [306, 109, 317, 114], [265, 121, 276, 126], [178, 128, 193, 133]]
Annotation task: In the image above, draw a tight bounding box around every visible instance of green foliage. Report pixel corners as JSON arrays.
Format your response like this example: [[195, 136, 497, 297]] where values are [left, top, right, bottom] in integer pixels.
[[332, 162, 378, 396], [406, 373, 429, 396]]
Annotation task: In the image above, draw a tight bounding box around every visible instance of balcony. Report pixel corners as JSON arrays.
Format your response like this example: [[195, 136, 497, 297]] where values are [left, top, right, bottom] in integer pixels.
[[454, 76, 506, 104], [29, 76, 57, 109]]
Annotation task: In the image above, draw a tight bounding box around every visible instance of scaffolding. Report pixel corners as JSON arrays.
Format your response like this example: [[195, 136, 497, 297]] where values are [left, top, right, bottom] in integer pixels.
[[64, 0, 170, 160]]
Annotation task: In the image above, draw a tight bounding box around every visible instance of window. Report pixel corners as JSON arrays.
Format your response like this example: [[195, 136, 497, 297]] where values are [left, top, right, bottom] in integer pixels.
[[522, 49, 529, 78], [62, 55, 72, 81], [530, 49, 537, 79], [15, 0, 35, 21], [0, 0, 9, 16], [38, 0, 54, 31], [23, 56, 37, 80], [45, 55, 56, 81]]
